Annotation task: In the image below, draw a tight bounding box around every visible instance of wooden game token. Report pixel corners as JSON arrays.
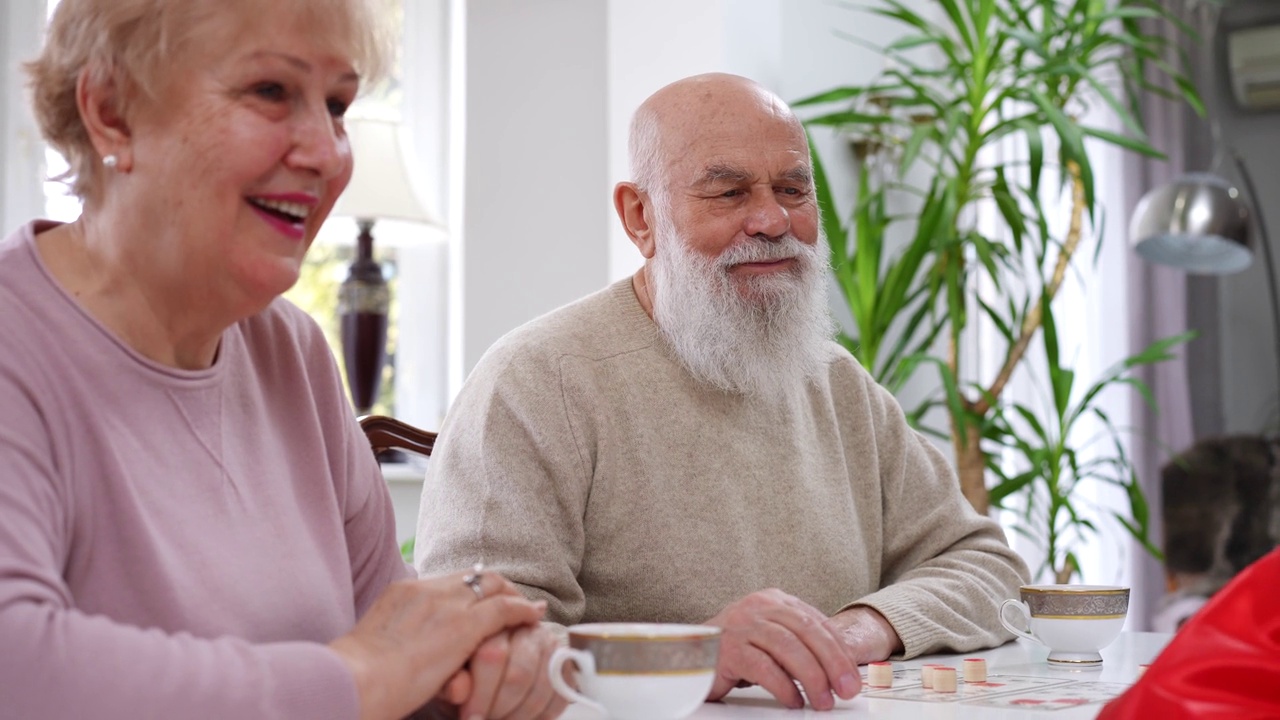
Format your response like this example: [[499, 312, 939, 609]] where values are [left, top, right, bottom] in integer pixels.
[[962, 658, 987, 683], [920, 664, 936, 688], [933, 666, 958, 693], [867, 661, 894, 688], [1137, 663, 1151, 677]]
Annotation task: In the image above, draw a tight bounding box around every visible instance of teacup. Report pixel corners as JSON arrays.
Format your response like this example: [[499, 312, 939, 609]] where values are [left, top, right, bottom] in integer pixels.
[[999, 584, 1129, 667], [548, 623, 721, 720]]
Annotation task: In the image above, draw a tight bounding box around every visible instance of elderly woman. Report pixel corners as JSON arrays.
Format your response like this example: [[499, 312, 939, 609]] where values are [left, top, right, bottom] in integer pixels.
[[0, 1, 562, 719]]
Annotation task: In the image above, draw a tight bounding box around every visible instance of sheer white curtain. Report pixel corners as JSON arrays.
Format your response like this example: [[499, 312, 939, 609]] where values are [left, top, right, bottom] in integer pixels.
[[974, 106, 1139, 588], [983, 0, 1214, 622]]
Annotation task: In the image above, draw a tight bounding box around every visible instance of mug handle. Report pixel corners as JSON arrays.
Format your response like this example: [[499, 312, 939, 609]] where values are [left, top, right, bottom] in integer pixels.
[[548, 647, 607, 715], [998, 599, 1042, 644]]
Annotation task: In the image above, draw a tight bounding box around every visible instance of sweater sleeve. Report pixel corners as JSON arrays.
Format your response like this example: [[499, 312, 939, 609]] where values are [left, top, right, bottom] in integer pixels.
[[415, 345, 591, 624], [840, 374, 1030, 658], [0, 379, 359, 720], [329, 366, 415, 617]]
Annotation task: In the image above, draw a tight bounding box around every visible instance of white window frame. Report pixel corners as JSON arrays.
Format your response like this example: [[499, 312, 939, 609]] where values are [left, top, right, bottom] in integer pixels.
[[391, 0, 452, 432], [1, 3, 47, 235]]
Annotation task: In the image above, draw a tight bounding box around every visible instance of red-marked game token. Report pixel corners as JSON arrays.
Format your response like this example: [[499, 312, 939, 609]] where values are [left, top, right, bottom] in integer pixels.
[[933, 666, 958, 693], [867, 661, 894, 688], [963, 657, 988, 683]]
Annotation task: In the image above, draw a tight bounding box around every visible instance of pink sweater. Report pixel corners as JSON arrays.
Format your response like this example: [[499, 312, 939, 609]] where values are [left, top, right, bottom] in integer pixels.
[[0, 221, 411, 718]]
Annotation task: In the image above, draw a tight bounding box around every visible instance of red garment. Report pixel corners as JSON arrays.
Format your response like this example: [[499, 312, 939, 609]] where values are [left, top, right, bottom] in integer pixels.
[[1097, 547, 1280, 719]]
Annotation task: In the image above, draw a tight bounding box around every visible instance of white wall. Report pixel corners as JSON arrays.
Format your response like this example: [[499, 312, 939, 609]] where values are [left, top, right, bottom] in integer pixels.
[[454, 0, 611, 384]]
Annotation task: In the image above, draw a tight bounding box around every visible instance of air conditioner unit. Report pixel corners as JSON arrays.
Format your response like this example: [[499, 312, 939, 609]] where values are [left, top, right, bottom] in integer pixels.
[[1228, 23, 1280, 110]]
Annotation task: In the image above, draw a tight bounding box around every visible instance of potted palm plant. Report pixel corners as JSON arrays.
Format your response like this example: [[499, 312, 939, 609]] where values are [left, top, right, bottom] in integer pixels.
[[795, 0, 1207, 581]]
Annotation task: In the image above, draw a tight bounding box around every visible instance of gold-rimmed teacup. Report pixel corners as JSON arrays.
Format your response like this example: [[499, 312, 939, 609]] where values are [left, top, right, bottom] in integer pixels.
[[548, 623, 720, 720], [999, 585, 1129, 667]]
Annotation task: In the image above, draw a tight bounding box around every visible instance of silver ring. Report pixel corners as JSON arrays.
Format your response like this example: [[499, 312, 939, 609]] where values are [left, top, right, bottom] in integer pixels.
[[463, 562, 485, 601]]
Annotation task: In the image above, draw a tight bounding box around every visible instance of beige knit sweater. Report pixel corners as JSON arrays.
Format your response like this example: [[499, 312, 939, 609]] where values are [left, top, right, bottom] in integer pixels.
[[416, 279, 1028, 658]]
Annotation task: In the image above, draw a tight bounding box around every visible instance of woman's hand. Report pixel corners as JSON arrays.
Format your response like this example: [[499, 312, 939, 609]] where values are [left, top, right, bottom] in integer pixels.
[[456, 624, 566, 719], [329, 570, 546, 720]]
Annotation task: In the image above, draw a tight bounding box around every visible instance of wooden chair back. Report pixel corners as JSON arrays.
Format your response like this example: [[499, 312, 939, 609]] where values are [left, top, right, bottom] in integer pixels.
[[359, 414, 437, 458]]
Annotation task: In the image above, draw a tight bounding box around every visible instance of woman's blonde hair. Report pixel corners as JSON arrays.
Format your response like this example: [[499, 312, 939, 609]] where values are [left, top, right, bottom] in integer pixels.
[[25, 0, 390, 202]]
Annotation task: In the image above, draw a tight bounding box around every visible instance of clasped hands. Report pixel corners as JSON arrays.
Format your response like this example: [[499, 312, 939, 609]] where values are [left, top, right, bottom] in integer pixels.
[[705, 588, 903, 711], [436, 620, 565, 720], [330, 570, 566, 720]]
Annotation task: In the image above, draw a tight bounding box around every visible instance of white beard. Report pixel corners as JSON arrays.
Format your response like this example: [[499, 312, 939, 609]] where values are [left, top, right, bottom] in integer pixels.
[[647, 209, 835, 398]]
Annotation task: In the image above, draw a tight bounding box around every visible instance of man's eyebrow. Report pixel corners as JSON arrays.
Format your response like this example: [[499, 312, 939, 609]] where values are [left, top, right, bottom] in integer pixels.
[[780, 166, 813, 185], [693, 164, 813, 186], [696, 164, 753, 185]]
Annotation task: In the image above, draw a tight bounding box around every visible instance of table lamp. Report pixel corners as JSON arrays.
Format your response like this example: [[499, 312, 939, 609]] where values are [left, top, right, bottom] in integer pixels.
[[331, 117, 438, 415], [1129, 149, 1280, 397]]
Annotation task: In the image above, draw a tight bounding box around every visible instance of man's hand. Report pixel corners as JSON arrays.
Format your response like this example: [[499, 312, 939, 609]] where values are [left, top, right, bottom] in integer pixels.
[[705, 589, 862, 710], [828, 606, 904, 665]]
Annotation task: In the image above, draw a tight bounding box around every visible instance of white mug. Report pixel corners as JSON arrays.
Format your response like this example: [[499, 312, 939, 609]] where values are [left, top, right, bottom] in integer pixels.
[[547, 623, 720, 720], [999, 584, 1129, 667]]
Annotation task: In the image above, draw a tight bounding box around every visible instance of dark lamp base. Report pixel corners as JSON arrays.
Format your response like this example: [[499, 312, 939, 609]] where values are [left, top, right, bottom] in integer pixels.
[[341, 309, 388, 415], [338, 219, 391, 415]]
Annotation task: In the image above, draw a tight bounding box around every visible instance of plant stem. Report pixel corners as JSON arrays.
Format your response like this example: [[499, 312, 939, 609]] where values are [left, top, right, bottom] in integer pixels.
[[958, 425, 988, 513], [1054, 561, 1076, 584], [974, 159, 1086, 416], [954, 159, 1086, 517]]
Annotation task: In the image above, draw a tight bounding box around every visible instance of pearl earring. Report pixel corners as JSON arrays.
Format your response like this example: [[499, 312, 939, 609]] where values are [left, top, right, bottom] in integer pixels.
[[103, 154, 118, 169]]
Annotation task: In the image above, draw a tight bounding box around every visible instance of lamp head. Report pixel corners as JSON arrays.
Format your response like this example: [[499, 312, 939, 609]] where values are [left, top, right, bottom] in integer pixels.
[[333, 117, 439, 227], [1130, 173, 1253, 274]]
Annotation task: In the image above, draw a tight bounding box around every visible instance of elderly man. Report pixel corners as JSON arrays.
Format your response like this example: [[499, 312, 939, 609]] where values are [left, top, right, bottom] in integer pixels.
[[416, 73, 1029, 710]]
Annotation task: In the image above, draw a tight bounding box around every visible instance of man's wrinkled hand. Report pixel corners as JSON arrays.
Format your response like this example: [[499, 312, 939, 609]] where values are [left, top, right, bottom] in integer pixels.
[[705, 589, 861, 710]]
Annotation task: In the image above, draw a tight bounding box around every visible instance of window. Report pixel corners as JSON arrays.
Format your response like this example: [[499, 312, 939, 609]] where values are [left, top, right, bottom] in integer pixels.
[[41, 2, 77, 223], [287, 0, 452, 429]]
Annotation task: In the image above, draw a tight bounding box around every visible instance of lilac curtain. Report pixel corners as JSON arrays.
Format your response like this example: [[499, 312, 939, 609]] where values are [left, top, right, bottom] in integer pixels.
[[1122, 2, 1219, 630]]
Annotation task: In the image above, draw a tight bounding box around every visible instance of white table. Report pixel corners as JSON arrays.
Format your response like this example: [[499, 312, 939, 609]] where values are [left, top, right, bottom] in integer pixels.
[[560, 632, 1170, 719]]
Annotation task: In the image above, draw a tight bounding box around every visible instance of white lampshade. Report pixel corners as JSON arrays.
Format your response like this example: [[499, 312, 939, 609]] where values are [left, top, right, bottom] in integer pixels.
[[333, 117, 440, 226]]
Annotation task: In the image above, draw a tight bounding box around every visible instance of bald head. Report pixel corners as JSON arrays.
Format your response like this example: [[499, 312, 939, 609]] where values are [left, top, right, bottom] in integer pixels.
[[628, 73, 809, 198], [614, 71, 822, 293]]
